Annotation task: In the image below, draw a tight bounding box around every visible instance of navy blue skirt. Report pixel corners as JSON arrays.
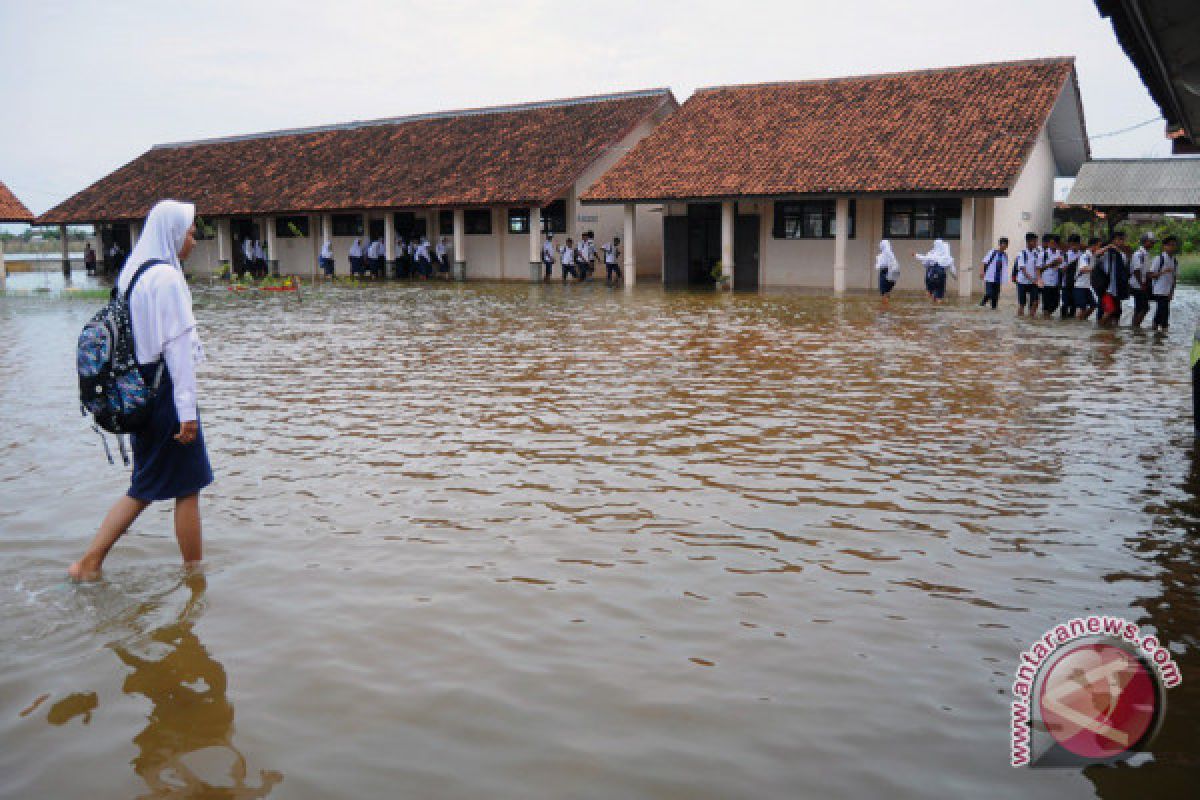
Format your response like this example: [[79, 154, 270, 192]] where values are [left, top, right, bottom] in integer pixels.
[[127, 362, 213, 502]]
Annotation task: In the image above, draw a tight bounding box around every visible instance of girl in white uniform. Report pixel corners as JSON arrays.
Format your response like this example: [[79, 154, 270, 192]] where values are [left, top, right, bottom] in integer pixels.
[[914, 239, 956, 303], [876, 239, 900, 304]]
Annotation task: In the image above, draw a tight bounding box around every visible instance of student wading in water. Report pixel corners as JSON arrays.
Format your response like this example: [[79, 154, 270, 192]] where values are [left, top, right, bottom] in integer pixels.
[[977, 237, 1008, 310], [914, 239, 956, 304], [69, 200, 213, 581], [876, 239, 899, 305]]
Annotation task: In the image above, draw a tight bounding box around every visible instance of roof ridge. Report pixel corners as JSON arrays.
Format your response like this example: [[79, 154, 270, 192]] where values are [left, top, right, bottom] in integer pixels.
[[153, 88, 673, 151], [692, 57, 1075, 94]]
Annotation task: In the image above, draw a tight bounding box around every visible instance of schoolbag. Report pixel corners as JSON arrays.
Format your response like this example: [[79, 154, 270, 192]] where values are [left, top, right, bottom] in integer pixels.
[[76, 259, 166, 462]]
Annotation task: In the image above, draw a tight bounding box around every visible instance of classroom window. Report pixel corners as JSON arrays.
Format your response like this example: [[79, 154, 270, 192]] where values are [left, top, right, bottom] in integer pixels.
[[508, 208, 530, 234], [772, 199, 855, 239], [393, 212, 426, 240], [465, 209, 492, 235], [331, 214, 363, 236], [883, 198, 962, 239], [275, 216, 310, 238], [541, 199, 567, 234], [438, 211, 454, 236]]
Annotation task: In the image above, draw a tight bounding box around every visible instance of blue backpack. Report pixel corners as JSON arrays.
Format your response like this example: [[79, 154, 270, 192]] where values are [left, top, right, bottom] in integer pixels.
[[76, 259, 166, 462]]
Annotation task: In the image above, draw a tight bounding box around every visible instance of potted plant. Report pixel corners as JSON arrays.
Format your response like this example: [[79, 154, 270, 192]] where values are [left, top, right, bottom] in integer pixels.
[[711, 261, 730, 290]]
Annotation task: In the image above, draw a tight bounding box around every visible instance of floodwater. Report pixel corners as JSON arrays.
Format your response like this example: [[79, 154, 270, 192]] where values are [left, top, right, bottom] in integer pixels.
[[2, 273, 1199, 798]]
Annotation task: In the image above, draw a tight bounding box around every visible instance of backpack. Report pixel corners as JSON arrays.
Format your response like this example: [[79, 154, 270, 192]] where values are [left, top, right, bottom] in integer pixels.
[[76, 260, 166, 462]]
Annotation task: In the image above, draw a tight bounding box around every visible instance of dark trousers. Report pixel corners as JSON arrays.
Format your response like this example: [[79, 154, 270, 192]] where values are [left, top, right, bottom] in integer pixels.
[[562, 261, 578, 280], [543, 259, 553, 279], [1059, 285, 1075, 318], [980, 281, 1000, 309], [1153, 295, 1171, 328], [606, 262, 622, 284]]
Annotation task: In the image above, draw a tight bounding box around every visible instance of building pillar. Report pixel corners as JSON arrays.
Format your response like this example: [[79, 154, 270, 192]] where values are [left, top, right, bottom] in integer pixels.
[[264, 216, 278, 276], [833, 196, 849, 294], [321, 213, 334, 277], [720, 200, 735, 289], [384, 212, 396, 279], [0, 237, 6, 291], [216, 218, 231, 278], [452, 209, 466, 281], [959, 197, 975, 298], [623, 203, 636, 288], [59, 224, 70, 279], [528, 206, 542, 281], [130, 220, 141, 250]]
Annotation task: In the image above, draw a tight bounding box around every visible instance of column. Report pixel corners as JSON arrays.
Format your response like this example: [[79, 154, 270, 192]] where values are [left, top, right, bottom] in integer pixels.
[[528, 206, 542, 281], [216, 218, 231, 278], [265, 216, 278, 276], [384, 212, 396, 279], [321, 213, 334, 277], [720, 200, 735, 290], [130, 220, 141, 250], [452, 209, 466, 281], [959, 197, 975, 298], [623, 203, 636, 288], [833, 196, 849, 294], [60, 224, 70, 279], [0, 236, 6, 291]]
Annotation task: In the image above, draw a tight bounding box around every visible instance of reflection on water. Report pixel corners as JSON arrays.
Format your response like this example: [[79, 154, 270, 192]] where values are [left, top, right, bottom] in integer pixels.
[[1, 282, 1199, 798]]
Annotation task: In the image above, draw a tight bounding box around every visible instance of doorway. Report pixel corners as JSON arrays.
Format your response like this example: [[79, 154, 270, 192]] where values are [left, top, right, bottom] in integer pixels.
[[663, 204, 760, 289]]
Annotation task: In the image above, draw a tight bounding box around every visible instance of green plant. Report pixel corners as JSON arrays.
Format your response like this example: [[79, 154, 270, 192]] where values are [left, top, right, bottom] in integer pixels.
[[710, 261, 726, 283]]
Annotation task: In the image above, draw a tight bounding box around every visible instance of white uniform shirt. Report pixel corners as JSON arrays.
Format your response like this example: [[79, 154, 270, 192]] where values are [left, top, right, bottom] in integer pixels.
[[242, 239, 254, 261], [1074, 251, 1094, 289], [1130, 246, 1149, 291], [542, 240, 555, 263], [981, 248, 1008, 283], [559, 245, 575, 265], [436, 241, 447, 259], [1040, 248, 1062, 288], [1151, 253, 1177, 296], [416, 241, 431, 260], [1015, 248, 1039, 285], [602, 242, 619, 264]]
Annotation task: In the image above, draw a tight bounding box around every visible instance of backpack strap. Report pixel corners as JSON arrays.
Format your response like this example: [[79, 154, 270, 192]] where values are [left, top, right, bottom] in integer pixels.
[[123, 258, 169, 302]]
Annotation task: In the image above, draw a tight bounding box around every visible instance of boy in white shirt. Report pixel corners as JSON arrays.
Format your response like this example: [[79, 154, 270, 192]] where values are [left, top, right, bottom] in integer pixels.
[[559, 238, 579, 281], [978, 237, 1008, 310], [1013, 233, 1040, 316], [1129, 232, 1154, 328], [1073, 238, 1100, 320], [1059, 234, 1081, 319], [1037, 234, 1062, 318], [602, 236, 622, 286], [1148, 235, 1179, 333], [542, 233, 556, 280]]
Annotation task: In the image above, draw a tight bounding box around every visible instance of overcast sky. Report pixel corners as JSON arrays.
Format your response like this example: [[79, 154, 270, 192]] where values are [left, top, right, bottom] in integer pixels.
[[0, 0, 1171, 217]]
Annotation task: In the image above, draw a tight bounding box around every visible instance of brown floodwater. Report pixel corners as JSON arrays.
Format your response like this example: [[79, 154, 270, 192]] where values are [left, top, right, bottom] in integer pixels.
[[2, 273, 1199, 798]]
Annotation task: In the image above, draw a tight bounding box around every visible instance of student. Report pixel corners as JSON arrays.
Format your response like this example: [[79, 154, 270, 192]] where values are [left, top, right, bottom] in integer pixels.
[[1038, 235, 1062, 317], [559, 237, 579, 282], [581, 232, 596, 281], [914, 239, 956, 303], [1013, 233, 1040, 316], [348, 238, 364, 275], [68, 200, 212, 581], [415, 237, 433, 278], [1095, 230, 1129, 327], [542, 233, 556, 280], [978, 237, 1008, 310], [1148, 235, 1179, 333], [241, 237, 255, 275], [1059, 235, 1081, 319], [84, 243, 97, 275], [1129, 232, 1154, 328], [436, 237, 449, 276], [602, 236, 623, 285], [253, 239, 266, 278], [1073, 238, 1099, 320], [371, 237, 386, 278], [876, 239, 900, 305], [319, 238, 335, 277]]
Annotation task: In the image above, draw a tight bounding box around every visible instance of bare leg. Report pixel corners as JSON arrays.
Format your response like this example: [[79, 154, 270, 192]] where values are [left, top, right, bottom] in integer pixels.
[[69, 495, 150, 580], [174, 493, 203, 565]]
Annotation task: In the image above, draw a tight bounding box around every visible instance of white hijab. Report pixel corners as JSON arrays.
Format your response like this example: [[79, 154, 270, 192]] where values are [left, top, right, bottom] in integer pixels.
[[320, 238, 333, 259], [118, 199, 195, 281], [349, 238, 362, 257], [876, 239, 899, 275], [918, 239, 956, 270]]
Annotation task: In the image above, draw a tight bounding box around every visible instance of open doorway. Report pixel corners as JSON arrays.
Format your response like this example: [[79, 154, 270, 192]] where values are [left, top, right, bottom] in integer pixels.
[[663, 203, 759, 288]]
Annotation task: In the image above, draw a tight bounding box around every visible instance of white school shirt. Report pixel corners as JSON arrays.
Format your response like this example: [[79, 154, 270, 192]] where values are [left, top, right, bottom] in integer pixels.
[[559, 245, 575, 265], [242, 239, 254, 260], [1040, 249, 1061, 287], [1150, 253, 1177, 296], [981, 248, 1008, 283], [542, 241, 555, 263], [1015, 248, 1039, 284], [1129, 246, 1149, 291], [253, 241, 264, 260], [602, 242, 619, 264], [436, 242, 447, 258], [1074, 251, 1094, 288], [416, 241, 431, 260], [118, 263, 203, 422]]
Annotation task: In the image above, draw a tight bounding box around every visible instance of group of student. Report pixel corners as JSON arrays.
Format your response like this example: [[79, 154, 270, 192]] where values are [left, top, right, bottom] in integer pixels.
[[876, 230, 1181, 332], [541, 231, 624, 285], [240, 237, 269, 278], [323, 236, 450, 279]]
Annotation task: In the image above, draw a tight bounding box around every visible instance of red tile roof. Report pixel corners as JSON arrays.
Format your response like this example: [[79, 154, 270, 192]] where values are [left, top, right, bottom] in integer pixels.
[[38, 89, 675, 225], [0, 180, 33, 223], [583, 59, 1079, 203]]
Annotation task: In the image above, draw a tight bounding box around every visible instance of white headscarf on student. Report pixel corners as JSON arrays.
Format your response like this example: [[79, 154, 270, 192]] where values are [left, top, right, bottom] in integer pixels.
[[349, 238, 362, 258], [918, 239, 956, 275], [116, 199, 205, 365], [876, 239, 899, 278], [320, 238, 333, 259]]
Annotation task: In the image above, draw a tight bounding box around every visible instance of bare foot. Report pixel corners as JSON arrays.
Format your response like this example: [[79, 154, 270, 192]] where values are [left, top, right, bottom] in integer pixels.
[[67, 559, 101, 582]]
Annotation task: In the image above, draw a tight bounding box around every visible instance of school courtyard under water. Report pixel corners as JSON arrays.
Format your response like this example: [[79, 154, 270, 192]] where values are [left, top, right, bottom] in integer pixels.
[[1, 273, 1198, 798]]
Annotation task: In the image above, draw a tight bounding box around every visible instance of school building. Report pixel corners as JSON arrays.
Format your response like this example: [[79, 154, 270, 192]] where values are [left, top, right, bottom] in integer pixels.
[[583, 57, 1089, 294], [37, 58, 1088, 293], [36, 89, 678, 281]]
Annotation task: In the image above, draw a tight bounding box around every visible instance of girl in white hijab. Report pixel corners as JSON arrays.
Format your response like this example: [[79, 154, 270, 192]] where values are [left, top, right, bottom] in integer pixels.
[[876, 239, 900, 305], [914, 239, 957, 304], [69, 199, 213, 581], [349, 238, 363, 275], [319, 237, 334, 277]]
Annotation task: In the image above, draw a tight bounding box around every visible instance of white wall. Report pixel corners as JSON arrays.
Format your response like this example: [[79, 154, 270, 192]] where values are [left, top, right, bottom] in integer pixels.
[[993, 127, 1056, 249]]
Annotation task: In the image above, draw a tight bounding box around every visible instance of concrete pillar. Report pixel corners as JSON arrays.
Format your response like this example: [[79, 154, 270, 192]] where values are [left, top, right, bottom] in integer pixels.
[[528, 206, 542, 281], [265, 216, 279, 276], [452, 209, 466, 281], [623, 203, 636, 288], [384, 212, 396, 279], [216, 218, 231, 278], [833, 196, 849, 294], [130, 220, 141, 250], [60, 224, 70, 279], [959, 197, 975, 298], [720, 200, 735, 289], [0, 237, 6, 291]]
